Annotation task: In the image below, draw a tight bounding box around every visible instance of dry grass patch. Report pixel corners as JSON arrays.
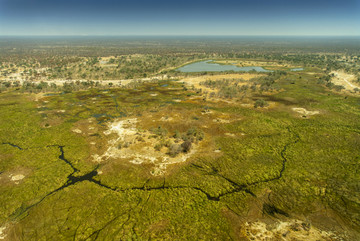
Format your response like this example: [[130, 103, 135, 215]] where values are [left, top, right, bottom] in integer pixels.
[[0, 167, 31, 186], [181, 73, 262, 92]]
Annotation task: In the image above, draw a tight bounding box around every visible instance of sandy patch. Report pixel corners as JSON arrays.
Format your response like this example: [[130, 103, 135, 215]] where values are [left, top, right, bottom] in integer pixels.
[[241, 103, 253, 108], [0, 225, 7, 240], [243, 220, 340, 240], [103, 118, 138, 140], [72, 129, 82, 134], [292, 108, 319, 117], [150, 93, 158, 97], [27, 78, 133, 87], [8, 174, 25, 184], [225, 133, 236, 137], [173, 99, 182, 102], [331, 71, 359, 92], [10, 174, 25, 181], [213, 118, 230, 123], [160, 116, 173, 122]]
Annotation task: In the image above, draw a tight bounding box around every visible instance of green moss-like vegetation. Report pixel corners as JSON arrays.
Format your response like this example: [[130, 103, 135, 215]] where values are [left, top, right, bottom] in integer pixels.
[[1, 55, 360, 240]]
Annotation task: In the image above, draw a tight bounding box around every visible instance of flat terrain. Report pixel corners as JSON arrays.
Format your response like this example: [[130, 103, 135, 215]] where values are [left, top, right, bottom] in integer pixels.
[[181, 73, 262, 92], [1, 37, 360, 240], [1, 64, 360, 240], [212, 60, 302, 71]]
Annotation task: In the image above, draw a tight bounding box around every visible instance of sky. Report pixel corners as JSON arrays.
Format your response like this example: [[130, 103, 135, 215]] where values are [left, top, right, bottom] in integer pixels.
[[0, 0, 359, 36]]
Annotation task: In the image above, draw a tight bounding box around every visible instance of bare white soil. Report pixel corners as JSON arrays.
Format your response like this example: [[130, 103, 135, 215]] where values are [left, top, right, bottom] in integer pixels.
[[292, 108, 319, 117], [9, 174, 25, 185], [244, 220, 340, 240], [72, 129, 82, 134], [331, 71, 359, 92], [0, 225, 7, 240]]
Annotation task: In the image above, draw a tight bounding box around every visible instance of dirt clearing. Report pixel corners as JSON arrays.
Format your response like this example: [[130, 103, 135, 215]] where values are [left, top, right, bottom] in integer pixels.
[[0, 225, 7, 240], [331, 71, 359, 92], [292, 108, 319, 118]]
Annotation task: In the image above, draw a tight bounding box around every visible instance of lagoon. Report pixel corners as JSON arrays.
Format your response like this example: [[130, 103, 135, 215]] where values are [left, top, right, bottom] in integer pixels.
[[177, 60, 271, 73], [291, 68, 304, 71]]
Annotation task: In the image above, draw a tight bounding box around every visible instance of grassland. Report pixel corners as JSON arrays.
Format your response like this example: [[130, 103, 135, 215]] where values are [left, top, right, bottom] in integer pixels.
[[0, 59, 359, 240], [0, 35, 360, 241]]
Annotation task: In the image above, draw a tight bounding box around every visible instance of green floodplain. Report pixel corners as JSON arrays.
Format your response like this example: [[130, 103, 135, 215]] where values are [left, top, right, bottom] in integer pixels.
[[0, 37, 360, 240]]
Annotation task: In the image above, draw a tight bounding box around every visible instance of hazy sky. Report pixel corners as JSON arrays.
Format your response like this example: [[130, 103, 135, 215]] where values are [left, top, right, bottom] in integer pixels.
[[0, 0, 359, 36]]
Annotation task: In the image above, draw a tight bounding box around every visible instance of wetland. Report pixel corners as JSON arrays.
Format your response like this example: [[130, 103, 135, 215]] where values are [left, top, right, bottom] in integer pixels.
[[0, 36, 360, 240]]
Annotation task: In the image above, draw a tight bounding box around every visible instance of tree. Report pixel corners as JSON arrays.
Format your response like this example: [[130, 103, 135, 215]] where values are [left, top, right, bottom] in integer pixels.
[[63, 83, 73, 93], [334, 85, 345, 92], [181, 141, 192, 153]]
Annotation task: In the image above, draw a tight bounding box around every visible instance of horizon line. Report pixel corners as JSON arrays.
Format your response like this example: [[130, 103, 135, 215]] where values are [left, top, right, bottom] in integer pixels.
[[1, 34, 360, 37]]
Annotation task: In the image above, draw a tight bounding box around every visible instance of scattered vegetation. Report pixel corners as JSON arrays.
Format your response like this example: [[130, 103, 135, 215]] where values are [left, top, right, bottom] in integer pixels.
[[0, 37, 359, 240]]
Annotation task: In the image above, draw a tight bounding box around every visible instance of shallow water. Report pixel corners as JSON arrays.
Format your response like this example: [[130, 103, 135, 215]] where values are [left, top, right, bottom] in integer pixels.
[[177, 60, 271, 73], [290, 68, 304, 71]]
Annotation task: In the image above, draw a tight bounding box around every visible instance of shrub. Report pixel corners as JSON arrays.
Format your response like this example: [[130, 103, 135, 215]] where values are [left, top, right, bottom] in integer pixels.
[[186, 128, 204, 141], [173, 130, 181, 139], [154, 143, 163, 151], [254, 99, 269, 108], [169, 144, 182, 157], [334, 85, 345, 92], [150, 126, 168, 137]]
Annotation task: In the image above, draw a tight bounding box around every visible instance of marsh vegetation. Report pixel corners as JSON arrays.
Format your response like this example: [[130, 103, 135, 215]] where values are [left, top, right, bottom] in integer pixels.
[[0, 37, 360, 240]]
